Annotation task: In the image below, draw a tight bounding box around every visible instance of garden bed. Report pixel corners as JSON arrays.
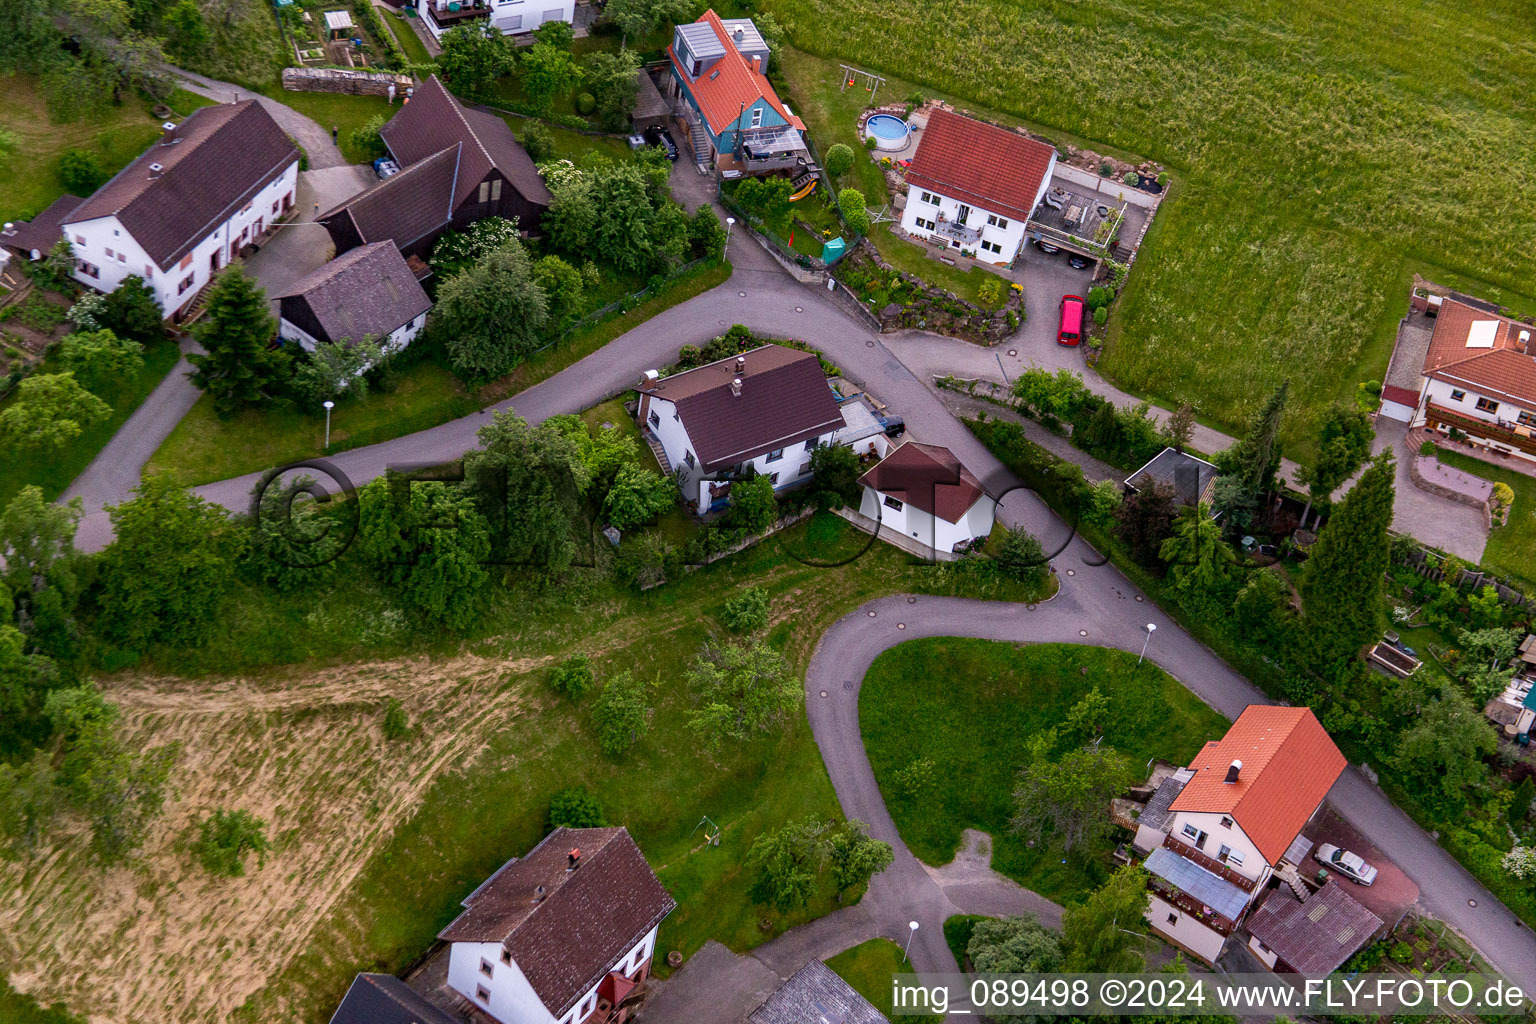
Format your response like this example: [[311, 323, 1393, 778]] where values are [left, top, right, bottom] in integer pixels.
[[834, 241, 1020, 344]]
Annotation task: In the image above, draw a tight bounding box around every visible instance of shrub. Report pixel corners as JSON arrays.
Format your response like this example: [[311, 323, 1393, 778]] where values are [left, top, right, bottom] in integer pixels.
[[892, 756, 936, 797], [349, 114, 388, 159], [837, 188, 870, 235], [1086, 286, 1112, 309], [1156, 171, 1169, 186], [521, 122, 555, 162], [575, 91, 596, 114], [193, 809, 270, 877], [977, 276, 1004, 306], [550, 654, 595, 698], [1122, 170, 1139, 185], [547, 786, 606, 829], [591, 670, 650, 756], [1093, 306, 1108, 326], [1418, 440, 1437, 458], [382, 698, 410, 740], [728, 473, 778, 534], [824, 142, 854, 178], [1099, 161, 1112, 176], [719, 586, 770, 633], [864, 135, 878, 151], [57, 149, 106, 194], [1388, 941, 1415, 965]]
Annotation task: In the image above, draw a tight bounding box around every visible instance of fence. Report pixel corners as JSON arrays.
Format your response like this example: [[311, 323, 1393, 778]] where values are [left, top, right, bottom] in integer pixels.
[[1390, 539, 1532, 609], [281, 67, 412, 96]]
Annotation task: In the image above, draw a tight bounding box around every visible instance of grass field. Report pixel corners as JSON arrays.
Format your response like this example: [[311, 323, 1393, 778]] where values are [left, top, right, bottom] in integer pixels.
[[261, 89, 397, 165], [1433, 449, 1536, 590], [764, 1, 1536, 454], [860, 638, 1227, 903], [382, 10, 436, 67], [826, 939, 942, 1022]]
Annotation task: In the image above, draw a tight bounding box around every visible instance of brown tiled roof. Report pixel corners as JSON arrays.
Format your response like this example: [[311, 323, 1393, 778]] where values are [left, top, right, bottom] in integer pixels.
[[1246, 882, 1382, 974], [750, 959, 889, 1024], [905, 108, 1056, 223], [1, 194, 83, 256], [383, 75, 550, 211], [858, 441, 987, 523], [318, 146, 461, 249], [327, 973, 460, 1024], [278, 241, 430, 344], [1170, 706, 1345, 865], [643, 345, 842, 471], [63, 102, 298, 269], [438, 827, 675, 1017], [1421, 298, 1536, 408], [667, 11, 802, 136]]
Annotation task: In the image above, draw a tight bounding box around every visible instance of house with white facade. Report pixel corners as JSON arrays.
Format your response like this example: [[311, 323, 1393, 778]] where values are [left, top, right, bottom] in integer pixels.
[[899, 108, 1057, 266], [277, 242, 431, 354], [1400, 296, 1536, 464], [60, 101, 299, 321], [856, 442, 995, 559], [636, 344, 846, 513], [439, 826, 675, 1024], [1134, 705, 1345, 965], [415, 0, 573, 41]]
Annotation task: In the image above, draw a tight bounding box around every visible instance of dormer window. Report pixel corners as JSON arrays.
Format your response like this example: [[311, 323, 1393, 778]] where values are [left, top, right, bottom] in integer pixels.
[[1220, 816, 1232, 828]]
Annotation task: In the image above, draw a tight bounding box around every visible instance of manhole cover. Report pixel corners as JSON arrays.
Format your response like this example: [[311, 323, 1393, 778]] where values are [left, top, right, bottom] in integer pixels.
[[1007, 349, 1018, 356], [1079, 630, 1088, 637], [719, 319, 728, 326], [867, 610, 877, 617], [906, 596, 917, 604], [1026, 603, 1037, 611], [865, 340, 876, 347], [1135, 595, 1144, 602], [738, 291, 746, 297], [819, 690, 828, 698], [795, 306, 803, 312], [1066, 569, 1075, 576], [843, 680, 854, 691], [1469, 899, 1478, 907], [897, 623, 906, 629]]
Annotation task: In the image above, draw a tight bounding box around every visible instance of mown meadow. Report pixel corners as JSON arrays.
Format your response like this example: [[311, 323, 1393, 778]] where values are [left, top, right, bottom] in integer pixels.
[[764, 0, 1536, 452]]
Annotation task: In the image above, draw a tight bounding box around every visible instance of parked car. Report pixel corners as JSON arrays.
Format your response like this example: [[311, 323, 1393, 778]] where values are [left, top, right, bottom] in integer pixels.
[[875, 412, 906, 439], [1315, 843, 1378, 885], [644, 125, 678, 162], [1035, 239, 1062, 255], [1067, 253, 1092, 270], [1057, 294, 1085, 346], [373, 157, 400, 180]]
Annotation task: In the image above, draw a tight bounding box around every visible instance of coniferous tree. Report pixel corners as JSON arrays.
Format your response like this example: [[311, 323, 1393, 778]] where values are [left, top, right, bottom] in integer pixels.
[[187, 265, 288, 417], [1217, 379, 1289, 495], [1299, 450, 1395, 673]]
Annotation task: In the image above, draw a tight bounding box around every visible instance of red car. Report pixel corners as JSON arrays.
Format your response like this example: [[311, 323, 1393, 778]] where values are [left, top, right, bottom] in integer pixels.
[[1057, 294, 1085, 346]]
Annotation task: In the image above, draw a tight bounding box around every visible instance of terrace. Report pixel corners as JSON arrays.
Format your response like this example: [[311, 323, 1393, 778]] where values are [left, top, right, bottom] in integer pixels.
[[420, 0, 488, 33], [1424, 403, 1536, 458], [1028, 180, 1125, 257]]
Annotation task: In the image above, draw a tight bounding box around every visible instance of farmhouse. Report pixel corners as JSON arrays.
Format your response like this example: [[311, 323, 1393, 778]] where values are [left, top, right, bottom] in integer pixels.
[[1135, 705, 1345, 964], [856, 441, 996, 558], [276, 241, 431, 353], [664, 11, 811, 176], [439, 826, 674, 1024], [1401, 297, 1536, 464], [59, 101, 299, 320], [636, 345, 845, 513], [414, 0, 574, 41], [318, 75, 550, 260], [899, 108, 1057, 266]]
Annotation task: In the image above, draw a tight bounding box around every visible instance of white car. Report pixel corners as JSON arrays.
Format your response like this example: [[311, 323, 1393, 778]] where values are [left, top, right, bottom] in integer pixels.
[[1316, 843, 1378, 886]]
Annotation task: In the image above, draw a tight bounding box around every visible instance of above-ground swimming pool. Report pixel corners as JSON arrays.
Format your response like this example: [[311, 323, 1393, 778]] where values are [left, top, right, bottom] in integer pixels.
[[865, 114, 911, 151]]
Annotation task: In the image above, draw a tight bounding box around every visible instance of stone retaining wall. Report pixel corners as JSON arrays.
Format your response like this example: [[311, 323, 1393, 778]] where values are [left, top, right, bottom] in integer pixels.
[[1409, 454, 1492, 515], [282, 67, 413, 97]]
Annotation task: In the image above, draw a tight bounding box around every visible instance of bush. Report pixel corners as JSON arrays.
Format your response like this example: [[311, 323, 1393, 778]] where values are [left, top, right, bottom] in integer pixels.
[[349, 114, 388, 159], [837, 187, 870, 235], [977, 276, 1004, 306], [575, 92, 596, 114], [382, 698, 410, 740], [521, 122, 555, 162], [547, 786, 606, 829], [719, 586, 770, 633], [1418, 440, 1437, 458], [864, 135, 878, 151], [824, 142, 854, 178], [193, 809, 270, 877], [1086, 286, 1112, 309], [1099, 161, 1112, 176], [1122, 170, 1139, 185], [550, 654, 595, 698], [592, 670, 650, 756], [728, 473, 778, 534], [57, 149, 105, 194], [1093, 306, 1108, 326]]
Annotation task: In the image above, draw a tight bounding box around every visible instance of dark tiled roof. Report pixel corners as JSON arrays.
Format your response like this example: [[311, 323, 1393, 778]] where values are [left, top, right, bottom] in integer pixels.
[[750, 959, 889, 1024], [858, 441, 988, 523], [1, 194, 83, 256], [438, 827, 675, 1018], [383, 75, 550, 211], [1138, 767, 1193, 835], [278, 241, 430, 344], [905, 108, 1056, 223], [1422, 298, 1536, 408], [644, 345, 842, 471], [1247, 883, 1382, 974], [64, 102, 298, 268], [327, 973, 461, 1024], [1124, 447, 1218, 507], [319, 146, 461, 249]]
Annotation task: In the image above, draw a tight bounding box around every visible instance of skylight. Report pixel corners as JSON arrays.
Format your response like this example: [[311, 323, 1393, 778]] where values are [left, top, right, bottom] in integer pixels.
[[1467, 320, 1499, 348]]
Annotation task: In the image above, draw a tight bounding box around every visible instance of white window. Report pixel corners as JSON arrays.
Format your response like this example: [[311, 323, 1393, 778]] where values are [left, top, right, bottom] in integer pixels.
[[77, 260, 100, 279], [920, 191, 937, 205], [980, 240, 1001, 254], [987, 214, 1009, 229], [648, 411, 660, 428], [1220, 816, 1232, 828], [1181, 823, 1199, 840], [490, 178, 502, 201], [117, 251, 126, 263], [765, 448, 784, 463], [883, 495, 903, 511], [478, 181, 490, 203], [145, 265, 154, 278], [1227, 848, 1244, 866], [750, 106, 763, 128], [178, 273, 196, 295]]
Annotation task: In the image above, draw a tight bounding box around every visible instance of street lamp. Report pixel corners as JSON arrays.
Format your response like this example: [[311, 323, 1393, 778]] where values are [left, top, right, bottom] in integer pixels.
[[323, 400, 335, 450], [903, 920, 919, 963], [725, 216, 735, 257], [1138, 622, 1157, 665]]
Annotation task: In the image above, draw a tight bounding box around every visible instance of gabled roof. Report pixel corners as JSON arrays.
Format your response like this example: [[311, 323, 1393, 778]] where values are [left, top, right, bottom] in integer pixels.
[[278, 241, 431, 344], [749, 959, 889, 1024], [1, 193, 83, 257], [1421, 298, 1536, 408], [1247, 882, 1383, 974], [643, 344, 842, 471], [858, 442, 988, 524], [668, 11, 802, 136], [327, 973, 459, 1024], [1124, 447, 1219, 507], [438, 827, 675, 1018], [904, 108, 1056, 223], [318, 145, 462, 250], [64, 101, 298, 269], [382, 75, 550, 211], [1170, 706, 1345, 865]]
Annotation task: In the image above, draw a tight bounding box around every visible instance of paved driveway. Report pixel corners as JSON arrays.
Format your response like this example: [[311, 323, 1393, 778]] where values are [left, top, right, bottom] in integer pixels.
[[243, 165, 376, 307]]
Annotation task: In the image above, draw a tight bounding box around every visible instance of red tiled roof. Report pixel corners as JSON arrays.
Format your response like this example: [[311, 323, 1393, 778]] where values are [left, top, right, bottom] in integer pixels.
[[1170, 705, 1345, 865], [668, 10, 802, 136], [1380, 383, 1421, 408], [1421, 298, 1536, 408], [858, 441, 987, 523], [905, 108, 1056, 223]]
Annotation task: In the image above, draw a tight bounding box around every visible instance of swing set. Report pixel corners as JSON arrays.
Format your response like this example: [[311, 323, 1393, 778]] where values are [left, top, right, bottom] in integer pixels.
[[839, 64, 885, 99], [688, 816, 723, 847]]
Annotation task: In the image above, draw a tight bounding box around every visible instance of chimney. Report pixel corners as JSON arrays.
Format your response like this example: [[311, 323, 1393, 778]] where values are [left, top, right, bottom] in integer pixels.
[[1520, 329, 1531, 354], [751, 55, 761, 74], [733, 26, 744, 42], [533, 884, 547, 902], [730, 377, 742, 397], [148, 162, 165, 179], [160, 121, 178, 144], [567, 848, 581, 871], [1224, 759, 1242, 784], [735, 355, 745, 375]]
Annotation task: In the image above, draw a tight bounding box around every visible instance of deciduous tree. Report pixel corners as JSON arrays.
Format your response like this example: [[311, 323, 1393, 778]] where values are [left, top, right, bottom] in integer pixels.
[[1114, 479, 1176, 566], [355, 477, 491, 628], [193, 808, 269, 877], [1062, 865, 1149, 971], [1011, 743, 1133, 852], [0, 373, 110, 451], [0, 485, 86, 665], [1298, 403, 1374, 519], [466, 411, 591, 572], [519, 40, 581, 111], [57, 328, 144, 391], [824, 142, 854, 179], [100, 274, 163, 343], [437, 23, 513, 95], [826, 819, 893, 898], [747, 816, 828, 912], [729, 472, 778, 534], [602, 463, 674, 530], [592, 669, 651, 756], [686, 639, 799, 747], [433, 239, 549, 381], [1392, 681, 1494, 816], [968, 914, 1064, 973]]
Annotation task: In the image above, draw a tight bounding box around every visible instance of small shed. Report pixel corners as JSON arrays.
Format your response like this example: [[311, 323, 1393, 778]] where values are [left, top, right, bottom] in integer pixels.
[[630, 69, 670, 131], [1124, 447, 1219, 508], [323, 9, 355, 37], [822, 236, 847, 263]]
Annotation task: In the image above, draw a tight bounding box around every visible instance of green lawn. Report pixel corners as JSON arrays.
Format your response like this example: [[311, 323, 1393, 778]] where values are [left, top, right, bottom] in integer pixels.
[[763, 0, 1536, 454], [0, 978, 81, 1024], [861, 638, 1227, 903], [1432, 449, 1536, 591], [0, 339, 182, 507], [776, 48, 891, 206], [869, 224, 1010, 309], [826, 939, 942, 1022], [506, 116, 639, 165], [164, 89, 219, 117], [260, 89, 396, 165], [381, 9, 435, 67]]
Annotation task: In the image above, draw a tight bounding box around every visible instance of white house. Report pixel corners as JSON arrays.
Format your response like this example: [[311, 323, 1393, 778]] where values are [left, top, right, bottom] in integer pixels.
[[415, 0, 574, 40], [61, 101, 299, 321], [856, 441, 996, 558], [276, 242, 431, 354], [899, 108, 1057, 266], [636, 344, 847, 514], [439, 826, 675, 1024], [1135, 705, 1345, 964], [1403, 297, 1536, 464]]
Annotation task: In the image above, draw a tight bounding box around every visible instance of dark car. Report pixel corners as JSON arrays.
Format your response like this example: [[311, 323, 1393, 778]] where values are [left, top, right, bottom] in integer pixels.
[[1067, 253, 1092, 270], [875, 412, 906, 439], [644, 125, 678, 162], [1035, 239, 1061, 255]]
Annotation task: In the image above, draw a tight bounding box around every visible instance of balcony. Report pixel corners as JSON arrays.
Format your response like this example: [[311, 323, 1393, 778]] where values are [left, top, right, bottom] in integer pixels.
[[1147, 875, 1238, 936], [1425, 403, 1536, 457], [932, 216, 981, 246], [422, 0, 488, 31], [1162, 833, 1258, 891]]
